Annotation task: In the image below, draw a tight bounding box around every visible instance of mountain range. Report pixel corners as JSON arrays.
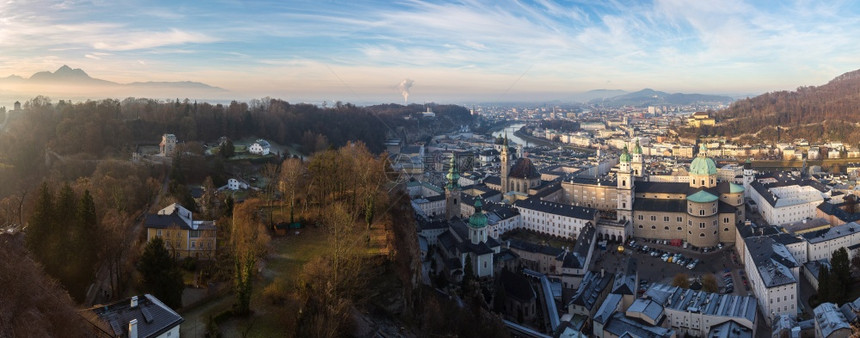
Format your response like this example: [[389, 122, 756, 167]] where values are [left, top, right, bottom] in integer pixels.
[[586, 88, 734, 106], [0, 65, 225, 91]]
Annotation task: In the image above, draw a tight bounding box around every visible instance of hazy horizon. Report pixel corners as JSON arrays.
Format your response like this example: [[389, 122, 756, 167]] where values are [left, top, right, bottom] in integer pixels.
[[3, 0, 860, 105]]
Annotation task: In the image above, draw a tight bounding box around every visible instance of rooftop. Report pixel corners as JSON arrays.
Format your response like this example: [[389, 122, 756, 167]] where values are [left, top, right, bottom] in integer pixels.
[[514, 198, 597, 221], [644, 283, 757, 324], [814, 302, 851, 338], [801, 222, 860, 244], [85, 294, 183, 338]]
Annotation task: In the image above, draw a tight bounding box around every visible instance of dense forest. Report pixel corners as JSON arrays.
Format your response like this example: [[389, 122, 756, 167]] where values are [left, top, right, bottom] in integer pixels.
[[679, 69, 860, 144], [0, 97, 470, 199]]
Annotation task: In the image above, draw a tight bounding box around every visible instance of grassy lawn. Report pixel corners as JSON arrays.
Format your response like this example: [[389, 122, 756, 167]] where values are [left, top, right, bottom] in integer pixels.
[[219, 225, 329, 337]]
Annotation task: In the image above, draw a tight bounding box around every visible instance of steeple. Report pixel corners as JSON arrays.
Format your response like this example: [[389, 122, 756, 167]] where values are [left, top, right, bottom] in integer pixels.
[[445, 154, 461, 219], [446, 155, 459, 190], [501, 133, 509, 193]]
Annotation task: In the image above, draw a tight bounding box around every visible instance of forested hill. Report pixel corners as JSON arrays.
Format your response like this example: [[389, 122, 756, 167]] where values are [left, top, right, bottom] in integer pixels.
[[1, 98, 471, 160], [683, 69, 860, 144]]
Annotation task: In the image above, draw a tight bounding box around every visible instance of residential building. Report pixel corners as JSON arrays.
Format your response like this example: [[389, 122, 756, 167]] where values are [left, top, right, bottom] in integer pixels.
[[248, 139, 271, 155], [83, 294, 183, 338], [144, 203, 217, 260], [813, 303, 852, 338], [743, 235, 799, 325]]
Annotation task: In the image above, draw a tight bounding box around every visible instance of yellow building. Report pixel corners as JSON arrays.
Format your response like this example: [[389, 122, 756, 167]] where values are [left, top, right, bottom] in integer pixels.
[[687, 112, 716, 127], [145, 203, 217, 260]]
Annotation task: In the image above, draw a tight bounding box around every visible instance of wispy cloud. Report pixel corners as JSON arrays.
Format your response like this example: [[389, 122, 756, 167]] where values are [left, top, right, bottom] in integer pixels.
[[2, 0, 860, 101]]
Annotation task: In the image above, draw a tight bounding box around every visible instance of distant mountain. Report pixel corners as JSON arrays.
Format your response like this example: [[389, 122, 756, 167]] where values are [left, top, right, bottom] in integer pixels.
[[571, 89, 627, 103], [0, 65, 225, 91], [688, 68, 860, 144], [589, 88, 733, 106]]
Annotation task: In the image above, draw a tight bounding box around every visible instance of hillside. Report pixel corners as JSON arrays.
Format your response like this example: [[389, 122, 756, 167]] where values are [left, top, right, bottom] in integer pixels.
[[590, 88, 733, 107], [681, 69, 860, 144]]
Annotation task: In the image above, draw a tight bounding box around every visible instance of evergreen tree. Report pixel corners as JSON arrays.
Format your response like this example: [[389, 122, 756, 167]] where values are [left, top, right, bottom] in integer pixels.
[[76, 190, 99, 277], [138, 237, 184, 308], [26, 183, 55, 273], [818, 265, 831, 304], [831, 247, 851, 289]]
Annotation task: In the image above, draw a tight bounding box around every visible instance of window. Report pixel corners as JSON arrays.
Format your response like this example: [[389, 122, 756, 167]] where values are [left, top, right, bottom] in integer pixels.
[[157, 229, 162, 237], [699, 210, 705, 215], [639, 215, 644, 220], [700, 233, 705, 237], [664, 226, 669, 230], [699, 222, 705, 229], [724, 217, 729, 223], [191, 241, 196, 249], [651, 225, 656, 229], [638, 225, 643, 229], [190, 230, 201, 238], [651, 216, 656, 221], [677, 217, 683, 222], [724, 228, 729, 232], [664, 216, 670, 222]]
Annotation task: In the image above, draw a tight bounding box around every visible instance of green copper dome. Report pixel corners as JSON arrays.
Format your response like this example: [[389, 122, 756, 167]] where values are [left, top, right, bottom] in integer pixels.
[[446, 155, 459, 190], [729, 182, 745, 193], [468, 197, 488, 228], [619, 146, 631, 163], [690, 143, 717, 175], [687, 190, 718, 203]]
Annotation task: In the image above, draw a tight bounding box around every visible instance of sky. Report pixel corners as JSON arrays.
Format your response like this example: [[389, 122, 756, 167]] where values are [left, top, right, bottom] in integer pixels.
[[1, 0, 860, 104]]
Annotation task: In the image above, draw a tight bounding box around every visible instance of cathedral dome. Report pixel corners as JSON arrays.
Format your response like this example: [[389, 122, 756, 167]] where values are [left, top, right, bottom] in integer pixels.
[[509, 157, 541, 179], [468, 198, 488, 228], [690, 144, 717, 175]]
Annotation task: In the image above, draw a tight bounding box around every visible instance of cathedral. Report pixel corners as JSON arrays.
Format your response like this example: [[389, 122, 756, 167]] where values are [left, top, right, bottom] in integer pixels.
[[561, 142, 746, 247]]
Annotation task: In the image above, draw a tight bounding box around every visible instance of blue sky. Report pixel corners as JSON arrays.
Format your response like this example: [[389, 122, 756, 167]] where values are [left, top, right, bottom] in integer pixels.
[[2, 0, 860, 103]]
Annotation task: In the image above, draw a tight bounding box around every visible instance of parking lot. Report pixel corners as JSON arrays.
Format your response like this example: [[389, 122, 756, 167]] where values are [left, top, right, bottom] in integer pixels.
[[591, 238, 752, 297]]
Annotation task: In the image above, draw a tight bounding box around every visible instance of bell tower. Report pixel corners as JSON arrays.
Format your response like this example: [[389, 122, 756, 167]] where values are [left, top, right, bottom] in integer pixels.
[[445, 155, 461, 219]]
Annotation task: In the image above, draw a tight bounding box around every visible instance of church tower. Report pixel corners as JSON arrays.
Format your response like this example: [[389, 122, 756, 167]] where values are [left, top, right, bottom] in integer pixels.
[[631, 139, 645, 178], [445, 155, 461, 219], [500, 134, 509, 193], [743, 158, 754, 199], [617, 146, 634, 222]]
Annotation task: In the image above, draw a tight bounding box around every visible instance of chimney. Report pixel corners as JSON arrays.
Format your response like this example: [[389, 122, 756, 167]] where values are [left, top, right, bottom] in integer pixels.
[[130, 296, 138, 308], [129, 319, 138, 338]]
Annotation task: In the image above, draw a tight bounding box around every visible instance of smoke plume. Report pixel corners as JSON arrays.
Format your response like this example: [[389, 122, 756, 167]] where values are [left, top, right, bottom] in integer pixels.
[[398, 79, 413, 104]]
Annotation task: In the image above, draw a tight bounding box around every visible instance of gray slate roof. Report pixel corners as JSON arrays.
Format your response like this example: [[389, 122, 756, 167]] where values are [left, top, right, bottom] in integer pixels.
[[87, 294, 183, 338]]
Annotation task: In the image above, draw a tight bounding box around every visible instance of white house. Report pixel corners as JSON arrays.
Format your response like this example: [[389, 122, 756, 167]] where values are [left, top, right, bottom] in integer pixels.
[[743, 235, 799, 325], [801, 222, 860, 262], [249, 139, 271, 155], [227, 178, 250, 191], [749, 179, 826, 226], [514, 198, 599, 239]]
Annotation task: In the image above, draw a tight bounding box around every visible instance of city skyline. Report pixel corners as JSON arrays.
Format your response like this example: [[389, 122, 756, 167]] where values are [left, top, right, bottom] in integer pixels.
[[2, 0, 860, 104]]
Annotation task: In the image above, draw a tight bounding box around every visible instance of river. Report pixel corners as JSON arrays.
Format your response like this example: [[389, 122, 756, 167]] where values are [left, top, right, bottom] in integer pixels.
[[491, 123, 528, 146]]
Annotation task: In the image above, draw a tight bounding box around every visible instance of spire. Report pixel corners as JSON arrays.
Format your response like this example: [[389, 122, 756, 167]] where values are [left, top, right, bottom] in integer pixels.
[[446, 155, 459, 190], [698, 143, 707, 157], [503, 132, 509, 147], [633, 139, 642, 155], [474, 195, 483, 213]]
